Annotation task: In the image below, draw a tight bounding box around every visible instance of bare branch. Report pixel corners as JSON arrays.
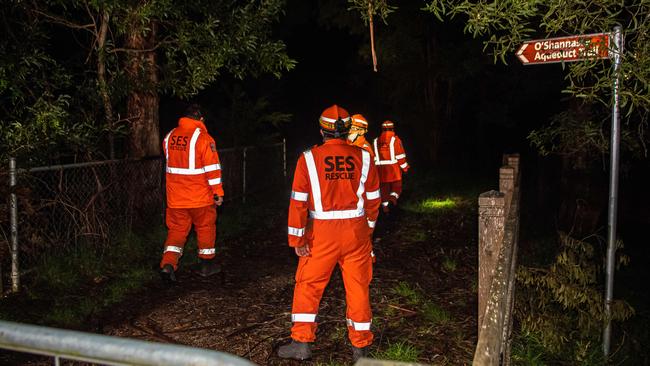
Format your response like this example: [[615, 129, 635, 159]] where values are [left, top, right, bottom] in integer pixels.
[[31, 9, 95, 33]]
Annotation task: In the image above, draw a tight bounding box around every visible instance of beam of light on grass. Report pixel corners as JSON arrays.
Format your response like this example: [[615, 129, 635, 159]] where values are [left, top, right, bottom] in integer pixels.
[[420, 197, 455, 210]]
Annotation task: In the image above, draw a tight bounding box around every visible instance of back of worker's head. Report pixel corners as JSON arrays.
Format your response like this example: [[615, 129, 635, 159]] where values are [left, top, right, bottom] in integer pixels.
[[319, 104, 351, 139], [381, 120, 395, 132], [184, 104, 204, 121]]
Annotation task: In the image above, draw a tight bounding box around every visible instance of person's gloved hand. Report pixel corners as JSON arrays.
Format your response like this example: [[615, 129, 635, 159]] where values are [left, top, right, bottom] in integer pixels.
[[214, 195, 224, 206], [402, 166, 409, 173], [295, 244, 311, 257]]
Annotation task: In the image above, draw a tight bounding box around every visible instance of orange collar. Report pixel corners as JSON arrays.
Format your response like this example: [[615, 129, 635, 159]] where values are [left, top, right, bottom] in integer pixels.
[[323, 138, 348, 146], [178, 117, 207, 131]]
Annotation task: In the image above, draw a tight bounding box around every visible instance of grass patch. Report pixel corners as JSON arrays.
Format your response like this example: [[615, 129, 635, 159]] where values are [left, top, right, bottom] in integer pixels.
[[391, 281, 422, 305], [372, 340, 421, 362], [402, 197, 458, 214], [442, 257, 457, 272], [0, 196, 288, 329], [422, 301, 452, 326]]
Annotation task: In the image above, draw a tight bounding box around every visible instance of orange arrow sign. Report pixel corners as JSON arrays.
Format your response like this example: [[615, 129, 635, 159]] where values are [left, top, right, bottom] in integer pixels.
[[516, 33, 611, 65]]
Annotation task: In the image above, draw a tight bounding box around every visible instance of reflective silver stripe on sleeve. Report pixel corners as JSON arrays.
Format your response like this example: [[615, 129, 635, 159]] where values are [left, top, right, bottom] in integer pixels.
[[188, 128, 201, 170], [373, 138, 379, 163], [291, 191, 309, 201], [366, 189, 380, 200], [208, 178, 222, 185], [198, 248, 216, 255], [164, 246, 183, 254], [346, 318, 372, 331], [396, 153, 406, 159], [288, 226, 305, 237], [304, 150, 323, 212], [400, 162, 409, 169], [382, 201, 389, 206], [390, 192, 399, 198], [204, 163, 221, 172], [292, 313, 317, 322], [367, 219, 376, 228]]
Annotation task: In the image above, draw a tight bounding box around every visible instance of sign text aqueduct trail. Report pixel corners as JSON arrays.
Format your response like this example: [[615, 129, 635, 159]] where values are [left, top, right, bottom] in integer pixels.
[[516, 33, 610, 65]]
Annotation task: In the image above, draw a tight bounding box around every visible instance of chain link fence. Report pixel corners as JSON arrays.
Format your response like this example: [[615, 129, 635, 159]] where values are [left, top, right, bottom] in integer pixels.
[[0, 141, 286, 292]]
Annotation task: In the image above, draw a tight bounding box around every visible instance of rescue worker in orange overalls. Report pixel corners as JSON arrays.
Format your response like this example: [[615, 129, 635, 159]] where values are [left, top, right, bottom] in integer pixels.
[[278, 105, 381, 362], [159, 104, 224, 282], [373, 120, 409, 213], [347, 114, 375, 159]]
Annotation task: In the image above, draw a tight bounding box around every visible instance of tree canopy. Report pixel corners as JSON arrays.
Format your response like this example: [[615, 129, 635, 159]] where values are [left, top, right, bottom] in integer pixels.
[[0, 0, 295, 163]]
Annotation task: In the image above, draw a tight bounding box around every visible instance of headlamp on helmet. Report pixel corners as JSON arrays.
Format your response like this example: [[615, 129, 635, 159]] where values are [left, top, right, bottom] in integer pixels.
[[319, 105, 351, 138], [382, 120, 395, 131]]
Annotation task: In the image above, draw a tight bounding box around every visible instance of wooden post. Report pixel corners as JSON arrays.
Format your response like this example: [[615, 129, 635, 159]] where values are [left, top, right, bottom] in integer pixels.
[[499, 166, 515, 216], [478, 190, 505, 333], [505, 154, 520, 183]]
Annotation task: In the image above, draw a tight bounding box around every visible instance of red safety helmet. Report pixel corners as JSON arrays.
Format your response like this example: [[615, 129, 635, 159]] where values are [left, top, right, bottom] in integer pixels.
[[382, 120, 395, 131], [319, 105, 351, 138], [351, 114, 369, 132]]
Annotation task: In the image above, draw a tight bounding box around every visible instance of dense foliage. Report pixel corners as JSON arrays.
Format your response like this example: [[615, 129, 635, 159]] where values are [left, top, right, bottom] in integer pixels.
[[516, 233, 634, 363], [0, 0, 295, 163]]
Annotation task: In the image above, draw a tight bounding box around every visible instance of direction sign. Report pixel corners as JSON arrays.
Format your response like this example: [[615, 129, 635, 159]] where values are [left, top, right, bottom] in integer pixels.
[[516, 33, 611, 65]]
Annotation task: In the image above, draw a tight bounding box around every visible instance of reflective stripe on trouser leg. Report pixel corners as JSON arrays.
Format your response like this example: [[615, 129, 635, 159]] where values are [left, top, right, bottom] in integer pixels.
[[390, 180, 403, 200], [190, 205, 217, 259], [291, 249, 338, 343], [161, 207, 193, 270], [341, 247, 374, 348]]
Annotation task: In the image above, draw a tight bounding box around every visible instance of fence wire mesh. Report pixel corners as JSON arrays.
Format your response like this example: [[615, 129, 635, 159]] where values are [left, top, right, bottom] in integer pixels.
[[0, 142, 285, 281]]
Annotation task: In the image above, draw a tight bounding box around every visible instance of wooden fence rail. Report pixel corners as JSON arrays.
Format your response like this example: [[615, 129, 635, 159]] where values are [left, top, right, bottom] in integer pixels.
[[474, 154, 521, 366]]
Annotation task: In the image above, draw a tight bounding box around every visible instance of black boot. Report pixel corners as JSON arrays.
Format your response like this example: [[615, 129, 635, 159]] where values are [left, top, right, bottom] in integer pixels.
[[199, 258, 221, 277], [352, 345, 369, 363], [277, 340, 312, 360], [159, 264, 177, 282]]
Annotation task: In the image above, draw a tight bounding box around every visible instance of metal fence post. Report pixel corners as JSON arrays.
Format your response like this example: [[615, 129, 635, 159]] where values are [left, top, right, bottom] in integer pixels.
[[282, 138, 287, 179], [9, 158, 19, 292], [478, 190, 505, 332], [242, 147, 247, 203]]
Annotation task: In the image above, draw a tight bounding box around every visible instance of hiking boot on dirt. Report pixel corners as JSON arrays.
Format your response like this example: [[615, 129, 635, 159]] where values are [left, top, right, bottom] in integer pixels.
[[199, 258, 221, 277], [352, 345, 369, 363], [159, 264, 177, 282], [277, 340, 312, 360]]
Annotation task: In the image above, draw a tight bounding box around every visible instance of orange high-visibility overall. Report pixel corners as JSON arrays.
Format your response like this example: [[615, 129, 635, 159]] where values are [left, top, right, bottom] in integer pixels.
[[288, 139, 381, 348], [349, 135, 375, 159], [161, 117, 224, 270], [373, 132, 409, 207]]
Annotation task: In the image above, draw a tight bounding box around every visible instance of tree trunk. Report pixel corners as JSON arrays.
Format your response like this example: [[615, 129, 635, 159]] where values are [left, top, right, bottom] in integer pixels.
[[97, 9, 115, 159], [125, 15, 160, 158], [424, 30, 441, 165]]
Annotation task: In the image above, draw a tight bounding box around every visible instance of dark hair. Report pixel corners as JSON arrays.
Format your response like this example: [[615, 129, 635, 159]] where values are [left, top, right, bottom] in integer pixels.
[[184, 104, 204, 120]]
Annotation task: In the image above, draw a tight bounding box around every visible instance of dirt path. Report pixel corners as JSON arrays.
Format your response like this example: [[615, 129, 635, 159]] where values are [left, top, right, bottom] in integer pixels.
[[102, 199, 479, 365]]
